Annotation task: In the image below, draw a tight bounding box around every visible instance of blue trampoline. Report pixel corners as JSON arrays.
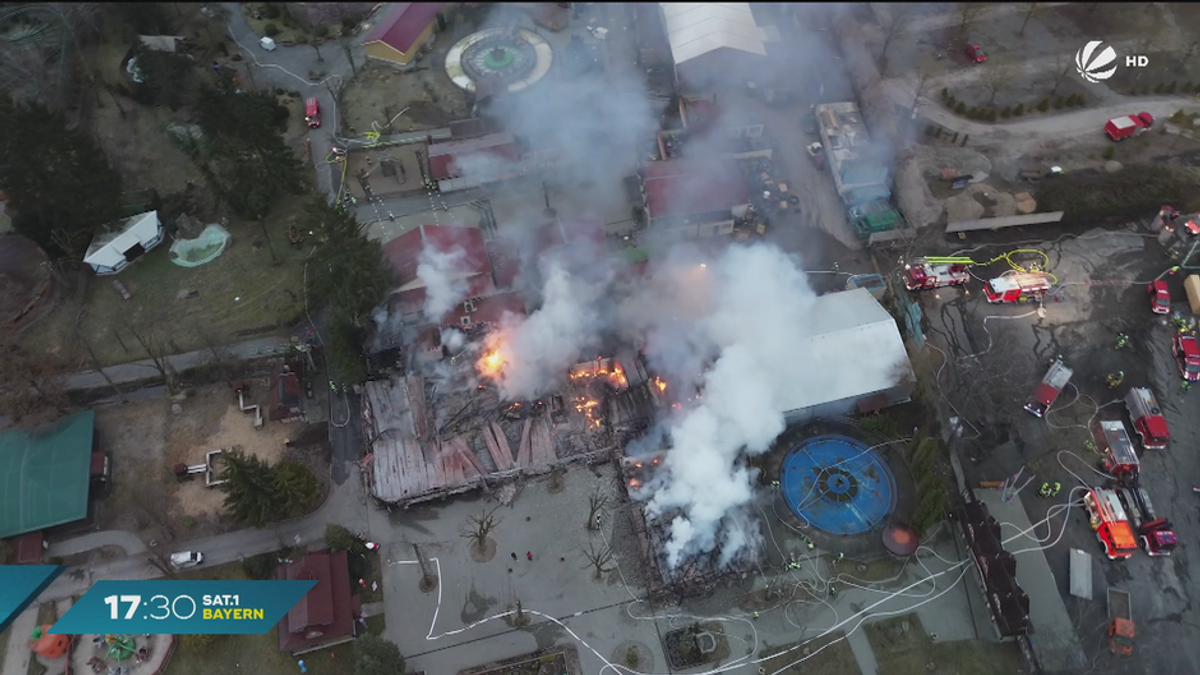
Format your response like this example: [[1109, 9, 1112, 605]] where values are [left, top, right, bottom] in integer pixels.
[[781, 434, 896, 535]]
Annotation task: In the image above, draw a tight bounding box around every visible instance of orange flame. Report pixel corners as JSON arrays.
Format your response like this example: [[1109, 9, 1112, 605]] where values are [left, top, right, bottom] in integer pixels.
[[652, 377, 667, 393], [574, 396, 603, 428], [570, 361, 628, 388], [629, 478, 641, 488], [478, 349, 505, 379]]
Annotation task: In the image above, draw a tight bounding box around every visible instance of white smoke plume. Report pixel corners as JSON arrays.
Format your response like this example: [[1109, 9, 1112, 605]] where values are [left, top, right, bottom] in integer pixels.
[[417, 245, 470, 323], [483, 254, 613, 400]]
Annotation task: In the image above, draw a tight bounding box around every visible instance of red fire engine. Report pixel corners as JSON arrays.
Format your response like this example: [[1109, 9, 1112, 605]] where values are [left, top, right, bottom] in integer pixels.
[[1094, 421, 1139, 481], [1024, 358, 1073, 417], [1083, 488, 1138, 560], [983, 271, 1052, 303], [1123, 387, 1170, 450], [903, 259, 970, 291]]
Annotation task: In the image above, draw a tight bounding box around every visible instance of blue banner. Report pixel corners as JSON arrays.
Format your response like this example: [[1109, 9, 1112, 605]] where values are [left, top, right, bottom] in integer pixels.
[[51, 580, 316, 635], [0, 566, 64, 633]]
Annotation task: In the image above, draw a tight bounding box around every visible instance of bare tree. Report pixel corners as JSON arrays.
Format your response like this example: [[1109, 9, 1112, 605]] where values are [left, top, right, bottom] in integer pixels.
[[129, 324, 179, 394], [1131, 37, 1154, 82], [77, 325, 127, 403], [579, 541, 615, 580], [0, 332, 72, 428], [1050, 54, 1073, 97], [1019, 2, 1042, 35], [586, 484, 609, 531], [982, 64, 1017, 105], [339, 36, 358, 78], [879, 4, 915, 60], [297, 35, 324, 63], [459, 506, 501, 552], [955, 2, 989, 35]]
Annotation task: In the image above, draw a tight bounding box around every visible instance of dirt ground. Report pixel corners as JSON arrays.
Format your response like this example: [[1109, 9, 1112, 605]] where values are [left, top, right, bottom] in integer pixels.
[[89, 96, 206, 198], [92, 381, 319, 543], [340, 60, 473, 136]]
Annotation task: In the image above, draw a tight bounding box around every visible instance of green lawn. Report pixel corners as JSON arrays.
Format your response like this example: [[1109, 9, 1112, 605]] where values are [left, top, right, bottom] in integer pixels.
[[162, 559, 385, 675], [759, 633, 859, 674], [867, 615, 1025, 675], [26, 196, 311, 366]]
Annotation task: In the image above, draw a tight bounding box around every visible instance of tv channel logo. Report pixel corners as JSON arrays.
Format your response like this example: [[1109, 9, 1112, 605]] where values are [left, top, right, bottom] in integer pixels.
[[1076, 40, 1148, 83]]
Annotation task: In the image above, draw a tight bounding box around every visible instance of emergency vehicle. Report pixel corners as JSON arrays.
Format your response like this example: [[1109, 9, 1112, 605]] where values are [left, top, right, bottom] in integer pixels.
[[305, 97, 321, 128], [902, 259, 971, 291], [983, 271, 1052, 303], [1093, 420, 1139, 481], [1115, 484, 1178, 557], [1083, 488, 1138, 560], [1173, 333, 1200, 381], [1024, 358, 1073, 417], [1123, 387, 1170, 450]]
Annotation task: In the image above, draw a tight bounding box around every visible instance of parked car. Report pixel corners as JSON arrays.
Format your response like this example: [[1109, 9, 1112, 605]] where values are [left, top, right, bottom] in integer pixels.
[[1173, 333, 1200, 382], [966, 44, 987, 63], [170, 551, 204, 569], [1149, 280, 1171, 314], [259, 36, 277, 51]]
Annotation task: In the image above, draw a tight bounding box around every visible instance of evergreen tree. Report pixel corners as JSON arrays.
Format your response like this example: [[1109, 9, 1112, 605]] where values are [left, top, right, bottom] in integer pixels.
[[190, 82, 305, 219], [275, 460, 319, 517], [0, 102, 123, 255], [354, 634, 405, 675], [217, 447, 284, 527], [302, 197, 392, 322]]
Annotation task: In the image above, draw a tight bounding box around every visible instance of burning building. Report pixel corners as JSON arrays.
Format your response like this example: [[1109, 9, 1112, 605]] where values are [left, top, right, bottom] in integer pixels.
[[362, 349, 660, 506]]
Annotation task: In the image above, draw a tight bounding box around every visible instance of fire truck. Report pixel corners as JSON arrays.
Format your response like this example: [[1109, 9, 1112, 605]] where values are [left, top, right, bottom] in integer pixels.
[[1123, 387, 1170, 450], [1083, 488, 1139, 560], [902, 257, 972, 291], [1092, 420, 1179, 556], [1094, 421, 1139, 481], [1024, 358, 1073, 417], [983, 271, 1053, 303]]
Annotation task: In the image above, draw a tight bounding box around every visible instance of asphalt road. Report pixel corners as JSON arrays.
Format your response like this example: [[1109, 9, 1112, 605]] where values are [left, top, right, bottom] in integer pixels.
[[915, 222, 1200, 674], [221, 2, 356, 197]]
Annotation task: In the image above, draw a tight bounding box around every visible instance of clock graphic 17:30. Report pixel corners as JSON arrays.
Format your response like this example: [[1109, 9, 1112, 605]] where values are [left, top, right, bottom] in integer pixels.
[[104, 594, 199, 621], [50, 580, 316, 635]]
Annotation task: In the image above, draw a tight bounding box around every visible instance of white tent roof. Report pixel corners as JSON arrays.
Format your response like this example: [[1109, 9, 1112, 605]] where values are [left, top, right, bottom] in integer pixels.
[[84, 211, 160, 269], [778, 288, 913, 414], [659, 3, 768, 66]]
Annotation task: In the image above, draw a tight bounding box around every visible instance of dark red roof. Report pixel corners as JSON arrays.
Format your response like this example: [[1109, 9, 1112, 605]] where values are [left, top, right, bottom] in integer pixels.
[[486, 241, 522, 289], [444, 292, 527, 329], [427, 133, 520, 181], [270, 367, 304, 421], [642, 158, 749, 219], [13, 531, 43, 564], [391, 273, 497, 316], [276, 550, 358, 654], [362, 2, 444, 54], [382, 225, 493, 288]]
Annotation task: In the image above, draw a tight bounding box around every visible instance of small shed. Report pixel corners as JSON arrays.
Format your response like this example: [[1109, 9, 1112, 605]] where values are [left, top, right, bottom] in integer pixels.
[[83, 211, 163, 275]]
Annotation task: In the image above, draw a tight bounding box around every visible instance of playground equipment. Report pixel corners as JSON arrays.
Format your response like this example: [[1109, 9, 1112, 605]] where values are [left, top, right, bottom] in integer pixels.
[[29, 625, 69, 659], [171, 448, 230, 486]]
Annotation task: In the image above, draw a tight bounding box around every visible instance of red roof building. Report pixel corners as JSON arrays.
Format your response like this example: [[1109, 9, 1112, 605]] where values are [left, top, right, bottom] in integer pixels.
[[269, 364, 305, 423], [640, 158, 749, 238], [427, 133, 521, 182], [275, 550, 360, 655], [382, 225, 498, 315], [444, 291, 527, 330], [362, 3, 444, 68]]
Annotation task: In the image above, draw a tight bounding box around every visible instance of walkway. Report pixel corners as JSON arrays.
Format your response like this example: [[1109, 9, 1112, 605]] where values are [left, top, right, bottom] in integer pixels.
[[845, 630, 879, 675], [46, 530, 147, 558], [67, 336, 296, 391]]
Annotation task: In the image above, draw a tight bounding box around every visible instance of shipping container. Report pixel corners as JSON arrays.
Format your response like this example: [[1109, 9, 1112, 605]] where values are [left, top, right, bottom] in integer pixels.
[[1185, 275, 1200, 314]]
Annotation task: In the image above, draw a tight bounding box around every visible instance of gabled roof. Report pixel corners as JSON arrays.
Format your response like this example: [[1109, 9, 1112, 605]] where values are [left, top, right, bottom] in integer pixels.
[[83, 211, 160, 265], [381, 224, 493, 289], [642, 158, 749, 219], [659, 3, 767, 66], [276, 549, 358, 654], [362, 3, 444, 54], [445, 291, 527, 329], [0, 411, 96, 539]]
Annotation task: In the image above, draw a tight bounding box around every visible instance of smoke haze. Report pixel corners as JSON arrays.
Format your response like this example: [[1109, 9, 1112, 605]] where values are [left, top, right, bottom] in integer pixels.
[[417, 245, 470, 323]]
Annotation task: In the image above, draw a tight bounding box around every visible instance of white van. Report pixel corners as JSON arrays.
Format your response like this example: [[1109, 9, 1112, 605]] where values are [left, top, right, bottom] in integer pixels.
[[170, 551, 204, 569], [259, 36, 277, 51]]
